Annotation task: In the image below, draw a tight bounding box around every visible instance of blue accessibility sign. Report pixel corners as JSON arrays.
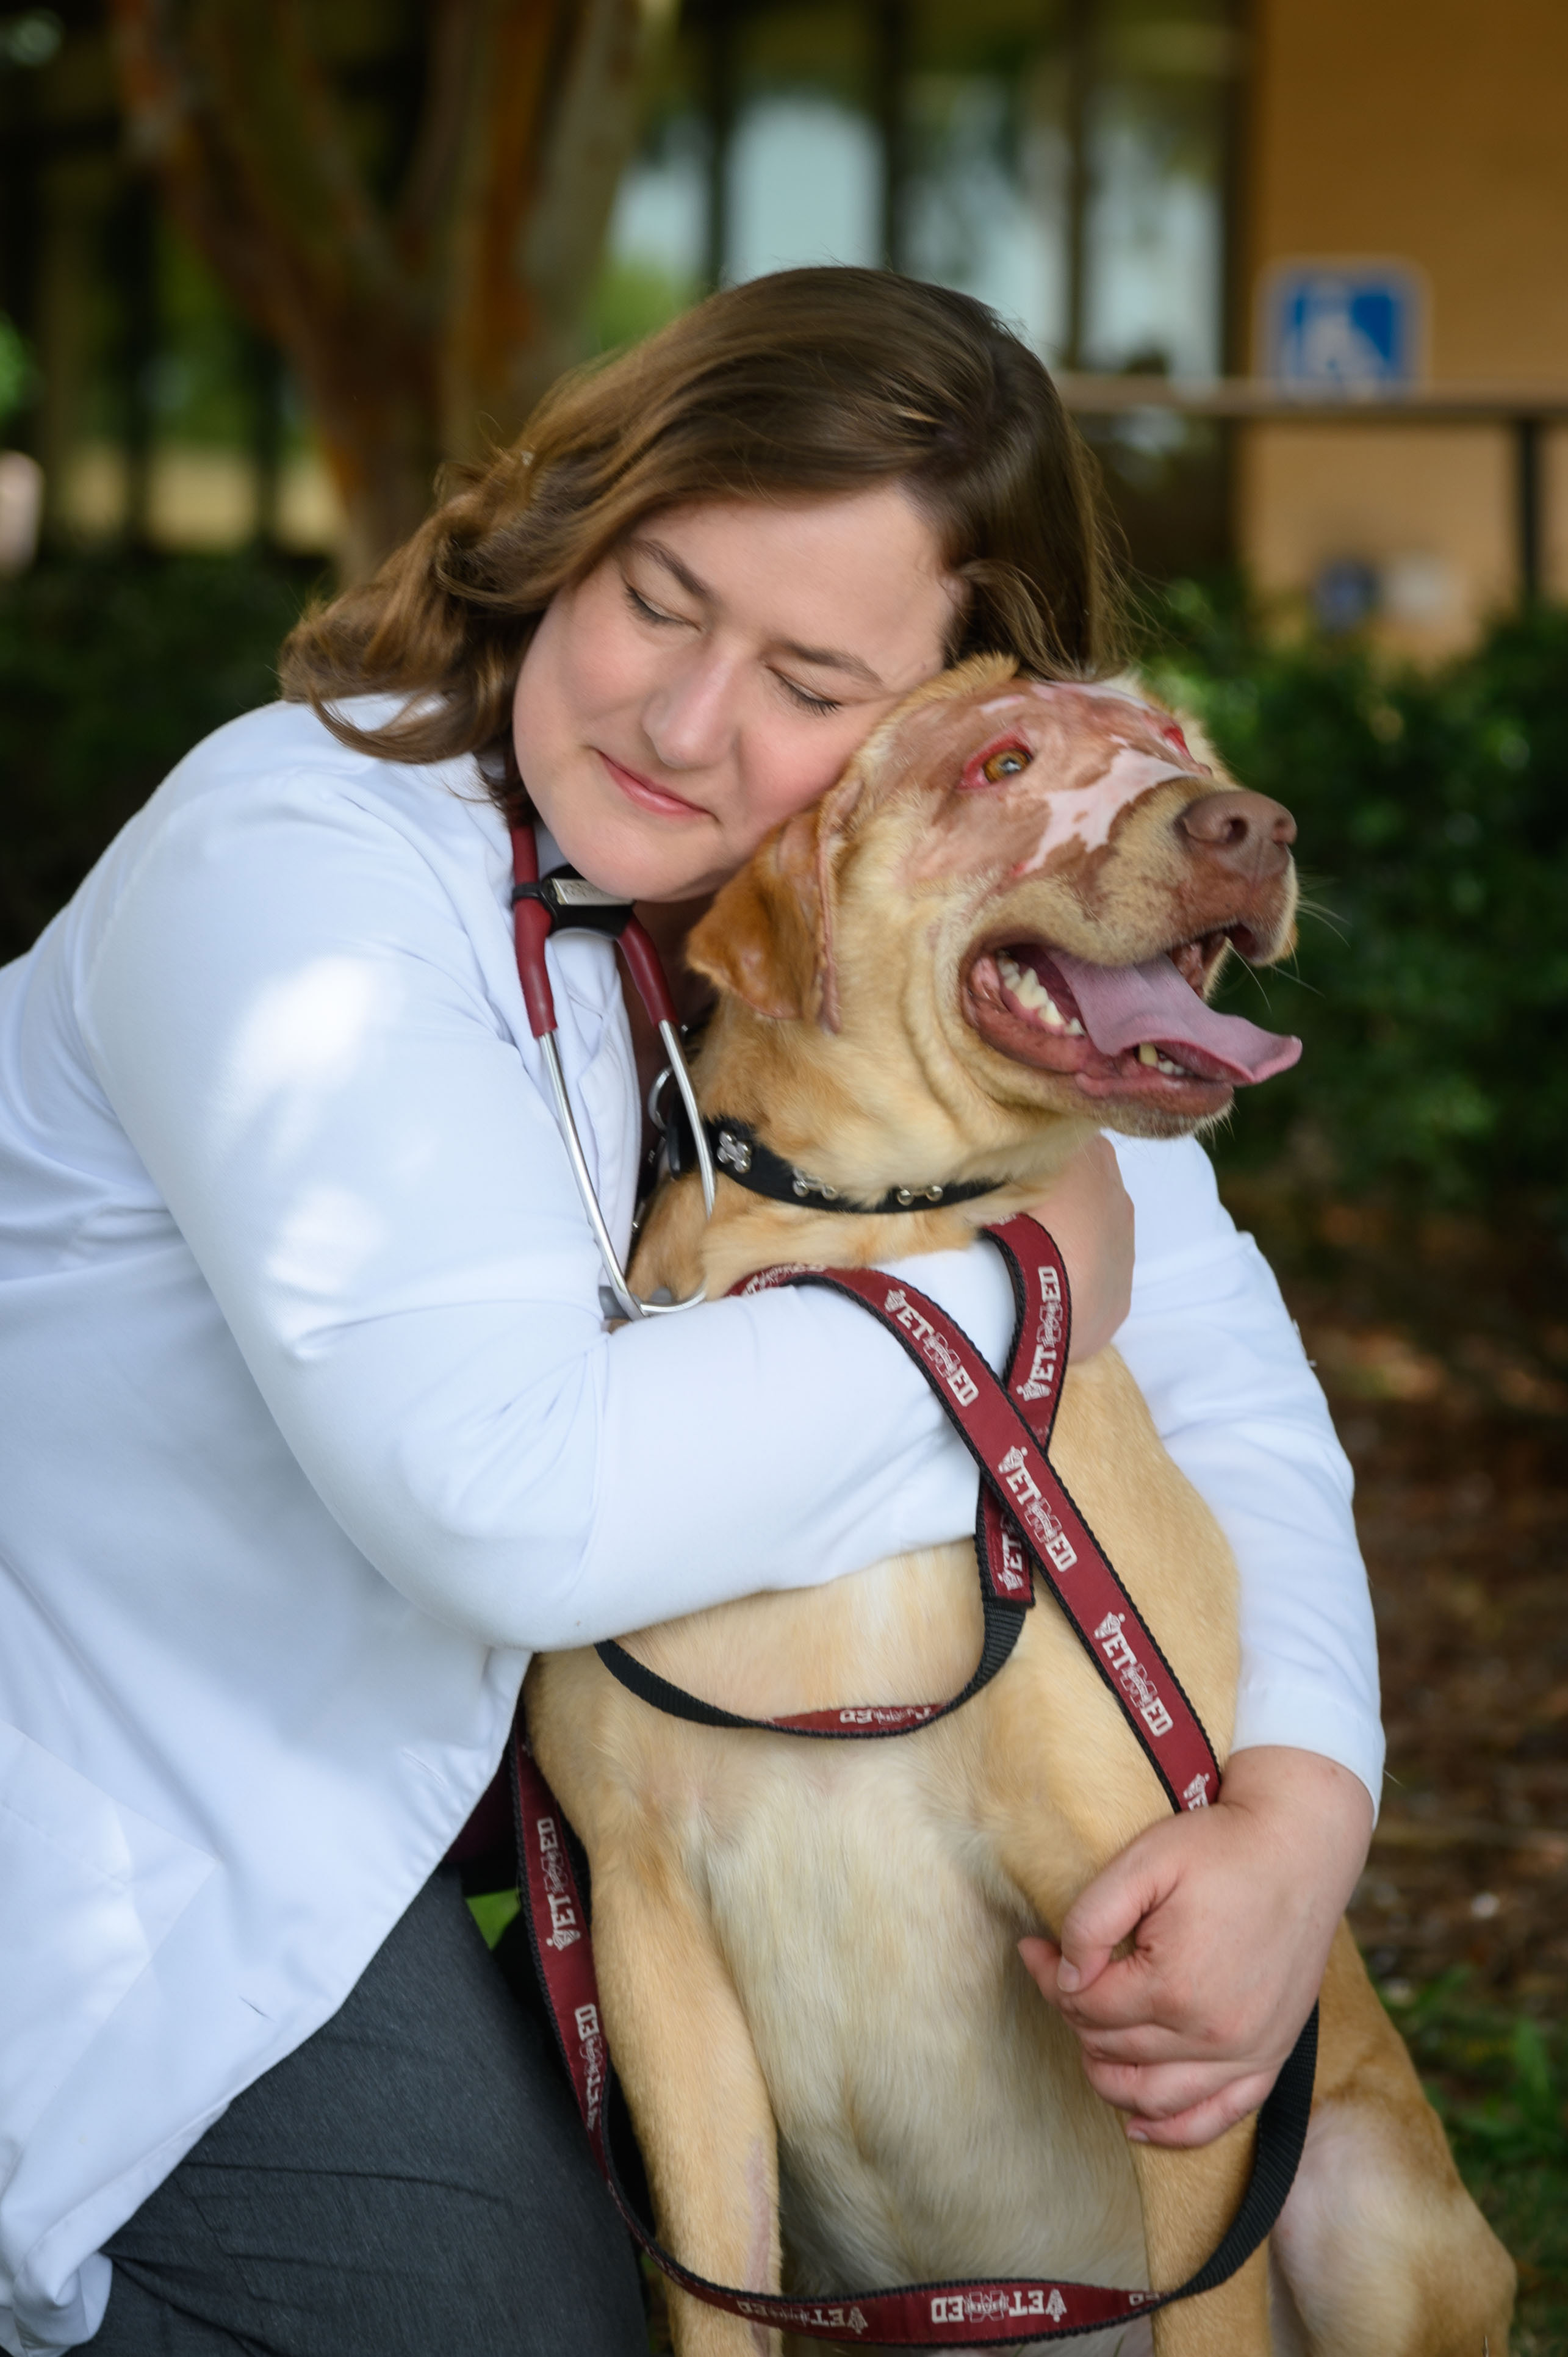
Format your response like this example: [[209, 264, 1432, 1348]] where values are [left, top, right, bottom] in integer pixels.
[[1260, 262, 1425, 391]]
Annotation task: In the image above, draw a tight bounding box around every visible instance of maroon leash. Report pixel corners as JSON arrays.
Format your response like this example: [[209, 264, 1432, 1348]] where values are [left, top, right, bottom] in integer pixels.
[[513, 1736, 1318, 2350], [514, 1222, 1317, 2342], [598, 1218, 1217, 1810]]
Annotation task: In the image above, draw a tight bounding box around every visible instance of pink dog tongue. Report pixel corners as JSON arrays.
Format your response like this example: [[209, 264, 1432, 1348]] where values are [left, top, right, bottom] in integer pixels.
[[1051, 951, 1301, 1085]]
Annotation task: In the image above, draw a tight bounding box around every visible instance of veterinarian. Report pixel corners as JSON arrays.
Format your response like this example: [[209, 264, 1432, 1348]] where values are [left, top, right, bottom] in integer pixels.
[[0, 268, 1380, 2357]]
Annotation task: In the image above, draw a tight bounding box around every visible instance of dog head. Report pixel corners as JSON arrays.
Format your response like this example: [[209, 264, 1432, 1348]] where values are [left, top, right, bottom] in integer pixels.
[[686, 655, 1300, 1181]]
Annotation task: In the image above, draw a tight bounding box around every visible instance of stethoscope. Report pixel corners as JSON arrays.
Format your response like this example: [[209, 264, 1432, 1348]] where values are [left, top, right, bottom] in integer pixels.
[[509, 816, 717, 1322]]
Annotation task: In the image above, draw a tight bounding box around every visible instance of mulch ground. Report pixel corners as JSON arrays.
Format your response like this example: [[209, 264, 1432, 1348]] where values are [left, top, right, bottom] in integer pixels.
[[1214, 1183, 1568, 2347], [1218, 1178, 1568, 2020]]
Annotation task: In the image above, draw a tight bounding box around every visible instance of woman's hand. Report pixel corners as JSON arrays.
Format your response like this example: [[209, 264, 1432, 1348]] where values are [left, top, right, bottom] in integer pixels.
[[1018, 1746, 1374, 2146], [1029, 1135, 1135, 1364]]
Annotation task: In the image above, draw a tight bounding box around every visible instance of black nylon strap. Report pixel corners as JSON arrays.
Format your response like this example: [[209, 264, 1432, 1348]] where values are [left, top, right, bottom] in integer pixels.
[[664, 1109, 1004, 1217], [1171, 2004, 1318, 2299], [596, 1226, 1042, 1740], [595, 1571, 1028, 1741], [585, 1996, 1318, 2343]]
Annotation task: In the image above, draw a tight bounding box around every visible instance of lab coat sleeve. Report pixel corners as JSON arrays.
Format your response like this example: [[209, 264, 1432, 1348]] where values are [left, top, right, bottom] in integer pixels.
[[77, 771, 1015, 1651], [1110, 1135, 1384, 1811], [80, 768, 1381, 1811]]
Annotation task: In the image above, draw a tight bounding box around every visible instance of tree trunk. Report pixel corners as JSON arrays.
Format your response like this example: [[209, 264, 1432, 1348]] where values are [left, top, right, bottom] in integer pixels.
[[109, 0, 653, 578]]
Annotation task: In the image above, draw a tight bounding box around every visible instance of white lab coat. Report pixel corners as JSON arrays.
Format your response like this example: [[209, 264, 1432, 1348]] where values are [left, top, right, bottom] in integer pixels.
[[0, 699, 1381, 2355]]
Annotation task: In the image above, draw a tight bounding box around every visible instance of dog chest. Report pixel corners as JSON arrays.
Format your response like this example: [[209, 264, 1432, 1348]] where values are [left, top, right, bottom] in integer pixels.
[[685, 1736, 1149, 2308]]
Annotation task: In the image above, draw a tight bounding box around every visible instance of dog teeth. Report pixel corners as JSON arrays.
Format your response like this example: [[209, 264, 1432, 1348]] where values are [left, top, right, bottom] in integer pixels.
[[997, 951, 1051, 1014], [1136, 1043, 1192, 1078], [994, 954, 1170, 1063], [996, 951, 1076, 1034]]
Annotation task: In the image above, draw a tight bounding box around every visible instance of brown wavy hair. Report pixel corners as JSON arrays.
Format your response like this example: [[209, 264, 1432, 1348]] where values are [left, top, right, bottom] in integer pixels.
[[279, 267, 1117, 779]]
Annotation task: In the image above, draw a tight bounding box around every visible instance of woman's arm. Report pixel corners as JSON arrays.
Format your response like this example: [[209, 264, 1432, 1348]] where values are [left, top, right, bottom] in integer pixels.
[[77, 764, 1035, 1650], [1021, 1744, 1370, 2144], [1109, 1132, 1383, 1805], [1021, 1132, 1380, 2145]]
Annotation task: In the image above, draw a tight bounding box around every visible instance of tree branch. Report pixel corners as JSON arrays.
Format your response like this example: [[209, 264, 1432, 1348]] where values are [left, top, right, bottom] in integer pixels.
[[107, 0, 656, 572], [445, 0, 650, 450], [184, 0, 401, 325]]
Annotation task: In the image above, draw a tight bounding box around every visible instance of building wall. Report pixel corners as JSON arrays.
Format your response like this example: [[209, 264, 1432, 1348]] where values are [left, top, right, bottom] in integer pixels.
[[1239, 0, 1568, 650]]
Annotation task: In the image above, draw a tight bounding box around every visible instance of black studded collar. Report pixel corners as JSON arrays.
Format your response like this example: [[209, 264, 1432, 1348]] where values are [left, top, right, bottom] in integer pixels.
[[666, 1109, 1002, 1217]]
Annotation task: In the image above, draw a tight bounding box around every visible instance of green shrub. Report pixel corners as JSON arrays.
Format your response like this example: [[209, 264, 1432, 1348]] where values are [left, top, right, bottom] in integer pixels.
[[1386, 1972, 1568, 2351], [0, 312, 34, 422], [1140, 584, 1568, 1216], [0, 551, 315, 963]]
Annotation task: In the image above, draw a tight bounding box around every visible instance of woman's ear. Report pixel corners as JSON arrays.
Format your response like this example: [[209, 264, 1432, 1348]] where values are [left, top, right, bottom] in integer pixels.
[[686, 807, 828, 1024]]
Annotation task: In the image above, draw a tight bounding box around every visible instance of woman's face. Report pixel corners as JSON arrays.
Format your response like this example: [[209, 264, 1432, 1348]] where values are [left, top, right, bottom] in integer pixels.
[[512, 485, 961, 902]]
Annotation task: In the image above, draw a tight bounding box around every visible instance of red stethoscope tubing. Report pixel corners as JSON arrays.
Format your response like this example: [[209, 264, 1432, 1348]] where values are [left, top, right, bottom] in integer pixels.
[[508, 819, 716, 1321]]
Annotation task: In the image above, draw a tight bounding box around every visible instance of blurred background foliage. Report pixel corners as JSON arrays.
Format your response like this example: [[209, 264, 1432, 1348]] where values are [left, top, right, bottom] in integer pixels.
[[1389, 1973, 1568, 2349], [0, 551, 312, 958], [1139, 585, 1568, 1223], [6, 544, 1566, 1231], [0, 311, 32, 420]]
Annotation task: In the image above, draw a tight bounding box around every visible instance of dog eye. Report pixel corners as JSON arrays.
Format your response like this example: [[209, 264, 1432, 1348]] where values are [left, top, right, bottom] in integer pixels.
[[960, 736, 1035, 791]]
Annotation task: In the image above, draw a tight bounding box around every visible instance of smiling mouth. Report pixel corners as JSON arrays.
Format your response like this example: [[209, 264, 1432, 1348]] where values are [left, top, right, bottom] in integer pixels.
[[964, 932, 1300, 1109], [597, 750, 708, 821]]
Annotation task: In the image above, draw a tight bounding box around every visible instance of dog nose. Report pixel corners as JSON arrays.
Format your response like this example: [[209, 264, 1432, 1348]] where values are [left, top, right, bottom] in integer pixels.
[[1175, 790, 1296, 882]]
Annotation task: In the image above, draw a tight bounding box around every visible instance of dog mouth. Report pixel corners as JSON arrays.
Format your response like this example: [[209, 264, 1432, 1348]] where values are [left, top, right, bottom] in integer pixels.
[[963, 932, 1301, 1112]]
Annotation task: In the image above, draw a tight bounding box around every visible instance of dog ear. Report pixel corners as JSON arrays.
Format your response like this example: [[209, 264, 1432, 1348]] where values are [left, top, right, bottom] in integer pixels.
[[686, 755, 872, 1028], [686, 807, 828, 1023]]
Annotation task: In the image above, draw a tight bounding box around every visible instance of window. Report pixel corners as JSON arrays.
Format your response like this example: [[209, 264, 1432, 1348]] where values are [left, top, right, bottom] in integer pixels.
[[599, 0, 1242, 573]]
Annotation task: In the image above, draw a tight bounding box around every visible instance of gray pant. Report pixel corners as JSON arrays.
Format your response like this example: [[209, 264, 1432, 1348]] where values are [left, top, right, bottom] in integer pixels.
[[94, 1865, 649, 2355]]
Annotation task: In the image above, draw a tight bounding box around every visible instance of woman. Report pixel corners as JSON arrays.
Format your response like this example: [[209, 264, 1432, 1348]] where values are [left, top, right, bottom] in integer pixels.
[[0, 269, 1378, 2357]]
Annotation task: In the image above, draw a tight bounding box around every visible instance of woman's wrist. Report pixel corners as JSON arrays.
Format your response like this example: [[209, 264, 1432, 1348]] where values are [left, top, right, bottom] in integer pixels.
[[1220, 1743, 1375, 1915], [1028, 1135, 1135, 1363]]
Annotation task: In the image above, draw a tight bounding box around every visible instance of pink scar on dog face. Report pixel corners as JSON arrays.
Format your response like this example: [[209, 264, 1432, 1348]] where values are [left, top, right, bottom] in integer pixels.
[[846, 671, 1298, 1123], [901, 680, 1211, 885]]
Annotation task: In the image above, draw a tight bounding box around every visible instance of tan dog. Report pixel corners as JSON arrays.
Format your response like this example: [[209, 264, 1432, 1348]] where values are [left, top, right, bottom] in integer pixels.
[[525, 658, 1515, 2357]]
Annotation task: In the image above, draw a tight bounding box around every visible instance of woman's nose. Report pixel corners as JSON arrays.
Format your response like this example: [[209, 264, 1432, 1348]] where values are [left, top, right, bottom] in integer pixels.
[[641, 650, 740, 771]]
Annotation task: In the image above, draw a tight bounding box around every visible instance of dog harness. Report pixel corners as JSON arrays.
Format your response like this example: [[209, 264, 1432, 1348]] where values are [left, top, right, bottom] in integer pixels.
[[597, 1220, 1214, 1788], [516, 1221, 1318, 2344]]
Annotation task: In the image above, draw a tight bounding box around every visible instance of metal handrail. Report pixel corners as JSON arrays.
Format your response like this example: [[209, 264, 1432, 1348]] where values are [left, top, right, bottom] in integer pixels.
[[1054, 378, 1568, 599], [1055, 374, 1568, 422]]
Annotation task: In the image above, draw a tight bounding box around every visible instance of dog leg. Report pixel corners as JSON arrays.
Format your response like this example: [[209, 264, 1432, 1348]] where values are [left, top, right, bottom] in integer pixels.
[[1131, 2127, 1271, 2357], [985, 1622, 1267, 2357], [1268, 1924, 1516, 2357], [982, 1843, 1268, 2354], [589, 1852, 783, 2357]]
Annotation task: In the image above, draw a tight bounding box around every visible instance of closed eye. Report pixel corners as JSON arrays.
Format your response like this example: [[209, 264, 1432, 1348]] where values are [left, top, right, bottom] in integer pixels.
[[624, 579, 688, 628], [624, 578, 839, 711], [775, 675, 841, 716]]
